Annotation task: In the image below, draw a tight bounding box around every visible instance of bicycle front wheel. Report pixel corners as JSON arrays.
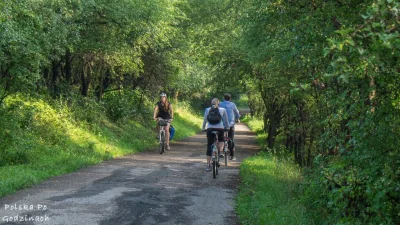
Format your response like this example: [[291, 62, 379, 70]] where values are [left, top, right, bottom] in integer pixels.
[[159, 130, 165, 154], [212, 160, 216, 179]]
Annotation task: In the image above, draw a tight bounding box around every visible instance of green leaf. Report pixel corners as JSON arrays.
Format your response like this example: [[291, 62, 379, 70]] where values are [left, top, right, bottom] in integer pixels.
[[323, 47, 331, 57], [338, 43, 344, 51], [338, 73, 349, 83]]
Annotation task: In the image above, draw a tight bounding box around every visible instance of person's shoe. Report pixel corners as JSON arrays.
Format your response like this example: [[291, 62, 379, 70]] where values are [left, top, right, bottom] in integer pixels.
[[230, 157, 236, 160], [166, 145, 170, 150], [206, 167, 211, 172], [219, 154, 224, 158]]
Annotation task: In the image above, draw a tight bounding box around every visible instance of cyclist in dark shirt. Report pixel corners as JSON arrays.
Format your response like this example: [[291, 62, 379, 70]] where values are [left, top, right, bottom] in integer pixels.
[[153, 93, 174, 150]]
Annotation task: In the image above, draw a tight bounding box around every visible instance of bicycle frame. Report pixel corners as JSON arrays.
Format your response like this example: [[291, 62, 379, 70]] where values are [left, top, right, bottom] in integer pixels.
[[211, 133, 219, 160], [157, 118, 168, 154], [210, 131, 220, 178], [159, 125, 165, 142]]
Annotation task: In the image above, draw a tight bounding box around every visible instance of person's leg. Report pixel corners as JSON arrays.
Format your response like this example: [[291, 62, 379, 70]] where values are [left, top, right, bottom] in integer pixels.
[[206, 129, 213, 171], [155, 124, 160, 138], [218, 142, 224, 154], [229, 126, 235, 140], [217, 129, 224, 154], [229, 126, 235, 157]]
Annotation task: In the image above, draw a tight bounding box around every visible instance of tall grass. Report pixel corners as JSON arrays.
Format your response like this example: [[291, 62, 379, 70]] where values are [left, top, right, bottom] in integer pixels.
[[237, 116, 311, 225], [0, 94, 202, 197]]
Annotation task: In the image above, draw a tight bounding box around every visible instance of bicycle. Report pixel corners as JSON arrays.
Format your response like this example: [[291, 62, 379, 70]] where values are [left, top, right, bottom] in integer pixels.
[[157, 118, 169, 154], [210, 131, 221, 179]]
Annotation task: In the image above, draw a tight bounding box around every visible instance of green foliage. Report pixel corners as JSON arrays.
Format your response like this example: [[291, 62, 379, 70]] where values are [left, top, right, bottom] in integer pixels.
[[0, 1, 47, 97], [102, 90, 138, 122], [301, 1, 400, 224], [233, 95, 249, 109], [0, 96, 36, 166], [224, 0, 399, 224]]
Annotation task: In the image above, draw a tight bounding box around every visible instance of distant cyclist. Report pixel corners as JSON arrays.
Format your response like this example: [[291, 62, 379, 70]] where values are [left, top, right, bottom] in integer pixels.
[[202, 98, 229, 172], [219, 93, 240, 160], [153, 93, 174, 150]]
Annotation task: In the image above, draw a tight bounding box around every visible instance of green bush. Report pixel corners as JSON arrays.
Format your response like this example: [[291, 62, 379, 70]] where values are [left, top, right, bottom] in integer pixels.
[[299, 1, 400, 224], [0, 149, 30, 167], [0, 98, 34, 166]]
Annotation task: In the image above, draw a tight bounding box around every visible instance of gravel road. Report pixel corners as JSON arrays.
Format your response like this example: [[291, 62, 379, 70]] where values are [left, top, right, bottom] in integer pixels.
[[0, 116, 259, 225]]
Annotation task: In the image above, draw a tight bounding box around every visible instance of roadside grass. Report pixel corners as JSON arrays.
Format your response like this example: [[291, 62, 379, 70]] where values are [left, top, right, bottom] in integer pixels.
[[237, 115, 311, 225], [0, 95, 202, 197]]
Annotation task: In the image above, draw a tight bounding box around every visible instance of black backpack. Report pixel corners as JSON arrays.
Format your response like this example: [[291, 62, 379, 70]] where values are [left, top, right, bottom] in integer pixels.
[[207, 107, 222, 124]]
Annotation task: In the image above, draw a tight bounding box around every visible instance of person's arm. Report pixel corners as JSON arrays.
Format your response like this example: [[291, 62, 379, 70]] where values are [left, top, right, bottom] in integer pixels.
[[233, 103, 240, 121], [169, 104, 174, 120], [202, 108, 208, 130], [153, 105, 159, 121], [222, 109, 229, 129]]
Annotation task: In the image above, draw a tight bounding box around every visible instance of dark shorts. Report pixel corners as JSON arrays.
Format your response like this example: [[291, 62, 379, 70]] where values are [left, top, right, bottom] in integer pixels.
[[206, 128, 224, 156]]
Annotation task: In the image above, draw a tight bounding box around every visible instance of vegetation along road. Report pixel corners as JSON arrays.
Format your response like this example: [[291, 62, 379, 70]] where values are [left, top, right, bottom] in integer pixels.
[[0, 120, 258, 225]]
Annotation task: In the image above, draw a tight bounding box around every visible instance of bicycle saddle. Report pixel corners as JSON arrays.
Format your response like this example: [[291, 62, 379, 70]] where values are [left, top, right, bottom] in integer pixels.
[[211, 131, 219, 135]]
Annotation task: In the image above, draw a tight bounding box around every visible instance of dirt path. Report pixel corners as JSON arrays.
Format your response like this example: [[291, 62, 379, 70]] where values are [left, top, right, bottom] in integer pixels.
[[0, 114, 259, 225]]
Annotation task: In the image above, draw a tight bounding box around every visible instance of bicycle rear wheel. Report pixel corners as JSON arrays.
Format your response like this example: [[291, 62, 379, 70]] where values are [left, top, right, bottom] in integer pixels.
[[159, 130, 165, 154]]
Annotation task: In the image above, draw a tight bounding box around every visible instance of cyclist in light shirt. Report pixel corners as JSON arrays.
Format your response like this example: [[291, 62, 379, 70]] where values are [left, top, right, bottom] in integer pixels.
[[219, 93, 240, 160], [202, 98, 229, 172]]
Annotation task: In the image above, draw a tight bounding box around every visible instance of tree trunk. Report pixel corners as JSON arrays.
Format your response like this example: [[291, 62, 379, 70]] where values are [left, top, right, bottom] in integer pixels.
[[96, 72, 104, 101], [51, 60, 61, 95], [81, 63, 91, 97], [65, 49, 72, 84], [266, 106, 284, 149], [43, 67, 50, 86], [137, 78, 149, 110], [267, 116, 279, 148], [96, 68, 110, 101], [294, 132, 301, 165]]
